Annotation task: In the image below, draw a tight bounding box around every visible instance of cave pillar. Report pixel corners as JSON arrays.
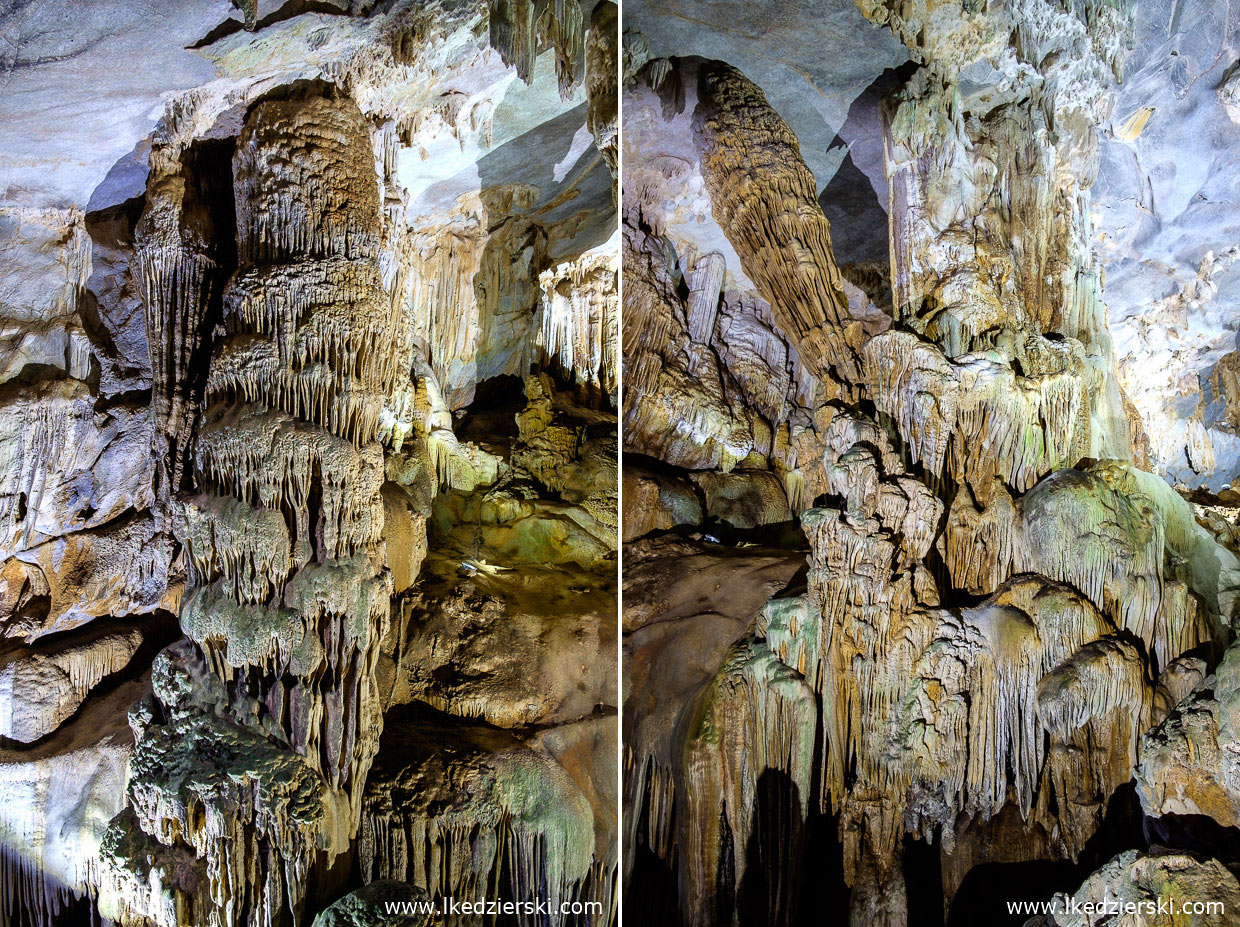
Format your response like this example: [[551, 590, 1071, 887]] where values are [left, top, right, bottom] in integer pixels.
[[123, 88, 404, 926]]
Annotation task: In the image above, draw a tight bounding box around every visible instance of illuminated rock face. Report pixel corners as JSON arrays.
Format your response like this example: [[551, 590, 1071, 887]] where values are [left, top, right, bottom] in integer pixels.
[[622, 1, 1240, 925], [0, 1, 617, 925], [116, 90, 397, 926]]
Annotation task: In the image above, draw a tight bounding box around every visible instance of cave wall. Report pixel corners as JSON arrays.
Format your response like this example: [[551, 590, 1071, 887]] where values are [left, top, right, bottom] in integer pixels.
[[621, 2, 1240, 926], [0, 1, 618, 925]]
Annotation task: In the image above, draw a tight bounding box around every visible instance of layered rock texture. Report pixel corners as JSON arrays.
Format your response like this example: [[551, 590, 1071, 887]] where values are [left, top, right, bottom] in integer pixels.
[[0, 1, 617, 925], [623, 1, 1240, 925]]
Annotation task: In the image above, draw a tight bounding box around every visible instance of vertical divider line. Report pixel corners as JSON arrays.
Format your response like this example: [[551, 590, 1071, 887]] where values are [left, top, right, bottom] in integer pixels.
[[613, 0, 626, 922]]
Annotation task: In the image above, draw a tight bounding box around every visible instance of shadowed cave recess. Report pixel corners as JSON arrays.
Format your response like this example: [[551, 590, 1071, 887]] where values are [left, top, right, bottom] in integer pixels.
[[621, 1, 1240, 926], [0, 0, 618, 925]]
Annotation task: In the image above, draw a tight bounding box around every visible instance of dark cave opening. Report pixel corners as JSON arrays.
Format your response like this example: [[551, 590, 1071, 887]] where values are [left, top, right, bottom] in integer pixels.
[[946, 859, 1080, 927], [792, 803, 852, 927], [905, 837, 944, 927], [456, 374, 528, 452], [170, 134, 240, 496], [735, 769, 805, 926], [1145, 813, 1240, 870], [625, 783, 853, 927], [541, 362, 616, 416], [625, 776, 682, 926], [946, 784, 1150, 926]]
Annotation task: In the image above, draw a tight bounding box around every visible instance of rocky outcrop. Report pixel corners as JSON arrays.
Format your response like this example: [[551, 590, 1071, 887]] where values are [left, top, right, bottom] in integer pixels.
[[0, 629, 144, 742], [1028, 850, 1240, 926], [311, 880, 432, 927], [1138, 638, 1240, 828], [386, 556, 615, 729]]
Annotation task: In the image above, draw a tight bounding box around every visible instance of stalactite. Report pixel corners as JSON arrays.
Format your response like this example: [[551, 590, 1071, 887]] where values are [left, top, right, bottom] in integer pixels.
[[488, 0, 587, 99], [686, 252, 724, 345], [584, 1, 618, 183], [537, 241, 618, 401], [385, 190, 546, 411], [0, 844, 105, 927], [621, 216, 760, 470], [938, 481, 1017, 596], [692, 62, 861, 388], [867, 0, 1134, 460], [134, 143, 233, 492]]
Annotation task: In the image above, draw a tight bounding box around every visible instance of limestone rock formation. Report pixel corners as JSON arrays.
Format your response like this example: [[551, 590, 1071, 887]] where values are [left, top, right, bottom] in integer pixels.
[[0, 628, 144, 743], [0, 0, 617, 924], [1138, 637, 1240, 828], [623, 1, 1240, 925], [1029, 850, 1240, 927], [311, 880, 432, 927]]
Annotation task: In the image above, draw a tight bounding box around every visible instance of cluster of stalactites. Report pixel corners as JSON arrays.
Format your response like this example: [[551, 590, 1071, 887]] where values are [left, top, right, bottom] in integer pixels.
[[938, 462, 1222, 674], [677, 637, 817, 927], [384, 191, 547, 411], [205, 258, 406, 445], [619, 216, 687, 421], [134, 149, 231, 490], [358, 732, 608, 927], [864, 329, 1092, 494], [869, 1, 1140, 504], [537, 243, 618, 401], [489, 0, 587, 98], [125, 91, 404, 927], [122, 642, 335, 927], [189, 90, 397, 793], [739, 414, 1182, 913], [880, 64, 1116, 355], [585, 2, 619, 183]]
